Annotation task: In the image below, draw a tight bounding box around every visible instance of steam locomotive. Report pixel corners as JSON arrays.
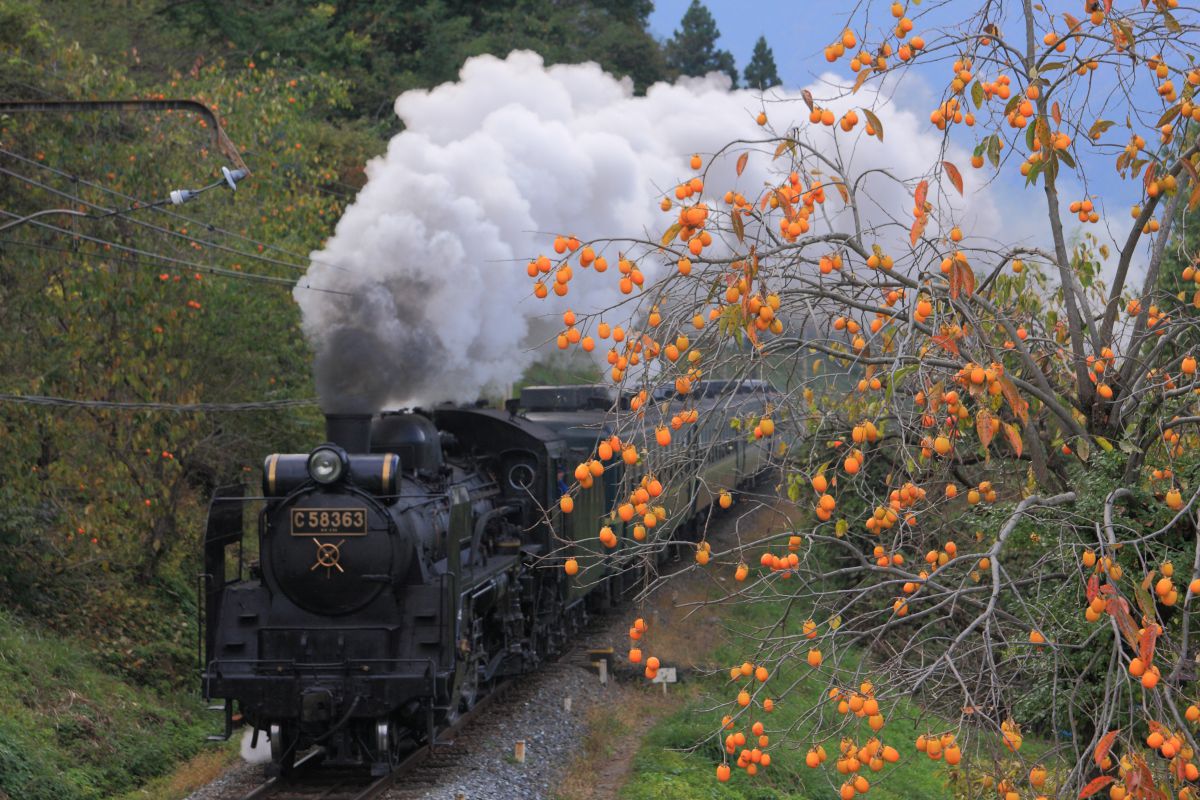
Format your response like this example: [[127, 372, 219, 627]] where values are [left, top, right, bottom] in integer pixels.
[[200, 381, 775, 774]]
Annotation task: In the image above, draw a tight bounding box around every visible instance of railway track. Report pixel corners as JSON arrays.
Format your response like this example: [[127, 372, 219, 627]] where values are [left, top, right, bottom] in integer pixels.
[[385, 623, 609, 799], [236, 749, 389, 800]]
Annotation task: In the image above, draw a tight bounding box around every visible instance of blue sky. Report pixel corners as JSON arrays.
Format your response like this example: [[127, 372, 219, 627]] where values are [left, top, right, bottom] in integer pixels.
[[648, 1, 840, 89], [646, 1, 1182, 276]]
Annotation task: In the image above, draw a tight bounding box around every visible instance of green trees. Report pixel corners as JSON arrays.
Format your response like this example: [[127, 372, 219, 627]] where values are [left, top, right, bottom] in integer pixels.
[[742, 36, 780, 90], [160, 0, 669, 119], [664, 0, 738, 87]]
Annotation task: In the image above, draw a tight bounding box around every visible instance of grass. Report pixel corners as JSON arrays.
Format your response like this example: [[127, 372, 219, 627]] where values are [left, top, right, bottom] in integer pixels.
[[602, 538, 1060, 799], [112, 743, 241, 800], [615, 598, 958, 800], [0, 609, 221, 800]]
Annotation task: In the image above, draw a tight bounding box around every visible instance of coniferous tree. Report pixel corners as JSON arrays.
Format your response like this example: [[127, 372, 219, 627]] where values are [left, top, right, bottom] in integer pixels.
[[664, 0, 738, 88], [743, 35, 781, 90]]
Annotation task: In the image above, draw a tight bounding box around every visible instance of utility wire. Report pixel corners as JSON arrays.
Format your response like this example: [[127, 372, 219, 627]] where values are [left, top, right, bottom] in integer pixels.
[[1, 163, 311, 274], [0, 172, 221, 230], [0, 147, 350, 273], [0, 393, 318, 412], [0, 210, 352, 294], [0, 207, 90, 233], [1, 237, 279, 281]]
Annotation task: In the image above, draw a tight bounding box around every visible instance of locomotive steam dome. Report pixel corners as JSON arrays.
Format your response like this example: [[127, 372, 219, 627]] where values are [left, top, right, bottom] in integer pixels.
[[370, 412, 444, 475]]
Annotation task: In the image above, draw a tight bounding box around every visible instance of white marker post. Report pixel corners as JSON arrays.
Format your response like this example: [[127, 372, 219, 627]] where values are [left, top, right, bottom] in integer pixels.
[[652, 666, 678, 696]]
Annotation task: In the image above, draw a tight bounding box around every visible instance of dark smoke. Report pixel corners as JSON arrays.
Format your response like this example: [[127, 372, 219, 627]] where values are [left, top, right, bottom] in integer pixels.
[[310, 282, 439, 413]]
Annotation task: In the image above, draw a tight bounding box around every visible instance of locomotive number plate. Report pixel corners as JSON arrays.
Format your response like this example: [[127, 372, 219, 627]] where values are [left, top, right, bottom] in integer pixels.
[[290, 508, 368, 536]]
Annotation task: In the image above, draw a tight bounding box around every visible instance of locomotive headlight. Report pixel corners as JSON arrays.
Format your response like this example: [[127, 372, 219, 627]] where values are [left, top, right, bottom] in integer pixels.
[[307, 446, 347, 485]]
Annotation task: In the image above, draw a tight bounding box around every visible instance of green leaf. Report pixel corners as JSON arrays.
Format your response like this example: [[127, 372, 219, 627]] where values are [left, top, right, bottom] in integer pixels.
[[970, 81, 984, 109], [1132, 578, 1157, 622], [1024, 160, 1044, 186], [886, 365, 917, 402]]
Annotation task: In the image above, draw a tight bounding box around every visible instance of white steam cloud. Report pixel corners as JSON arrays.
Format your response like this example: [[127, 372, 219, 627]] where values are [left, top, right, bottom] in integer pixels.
[[298, 51, 998, 412], [241, 727, 272, 763]]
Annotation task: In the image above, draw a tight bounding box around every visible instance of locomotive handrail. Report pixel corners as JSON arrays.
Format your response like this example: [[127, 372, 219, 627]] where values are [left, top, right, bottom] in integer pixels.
[[197, 571, 213, 674]]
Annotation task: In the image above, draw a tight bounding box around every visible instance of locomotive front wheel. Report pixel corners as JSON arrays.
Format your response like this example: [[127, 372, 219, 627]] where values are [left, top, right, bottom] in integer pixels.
[[372, 719, 401, 775], [268, 722, 298, 776]]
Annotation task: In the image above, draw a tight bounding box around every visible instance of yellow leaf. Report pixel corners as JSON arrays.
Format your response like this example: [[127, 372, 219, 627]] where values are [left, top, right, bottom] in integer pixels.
[[862, 107, 884, 142], [660, 221, 681, 246], [852, 68, 870, 93]]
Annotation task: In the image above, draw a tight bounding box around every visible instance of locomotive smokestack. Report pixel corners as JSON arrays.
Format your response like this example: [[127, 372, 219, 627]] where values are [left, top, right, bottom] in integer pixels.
[[324, 413, 372, 453]]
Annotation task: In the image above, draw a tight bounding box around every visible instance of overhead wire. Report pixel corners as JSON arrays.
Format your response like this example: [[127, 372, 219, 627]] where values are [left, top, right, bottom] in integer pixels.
[[0, 237, 289, 285], [0, 163, 312, 274], [0, 393, 318, 412], [0, 104, 345, 413], [55, 105, 361, 201], [0, 147, 354, 274], [0, 209, 353, 294]]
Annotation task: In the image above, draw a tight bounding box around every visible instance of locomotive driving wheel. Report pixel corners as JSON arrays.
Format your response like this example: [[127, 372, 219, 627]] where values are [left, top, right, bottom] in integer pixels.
[[373, 718, 407, 774]]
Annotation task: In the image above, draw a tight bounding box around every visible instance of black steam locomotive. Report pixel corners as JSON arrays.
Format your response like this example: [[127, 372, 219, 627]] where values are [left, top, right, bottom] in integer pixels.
[[200, 382, 775, 774]]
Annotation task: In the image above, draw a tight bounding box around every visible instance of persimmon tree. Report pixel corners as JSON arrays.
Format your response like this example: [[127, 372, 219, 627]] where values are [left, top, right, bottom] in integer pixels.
[[535, 1, 1200, 797]]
